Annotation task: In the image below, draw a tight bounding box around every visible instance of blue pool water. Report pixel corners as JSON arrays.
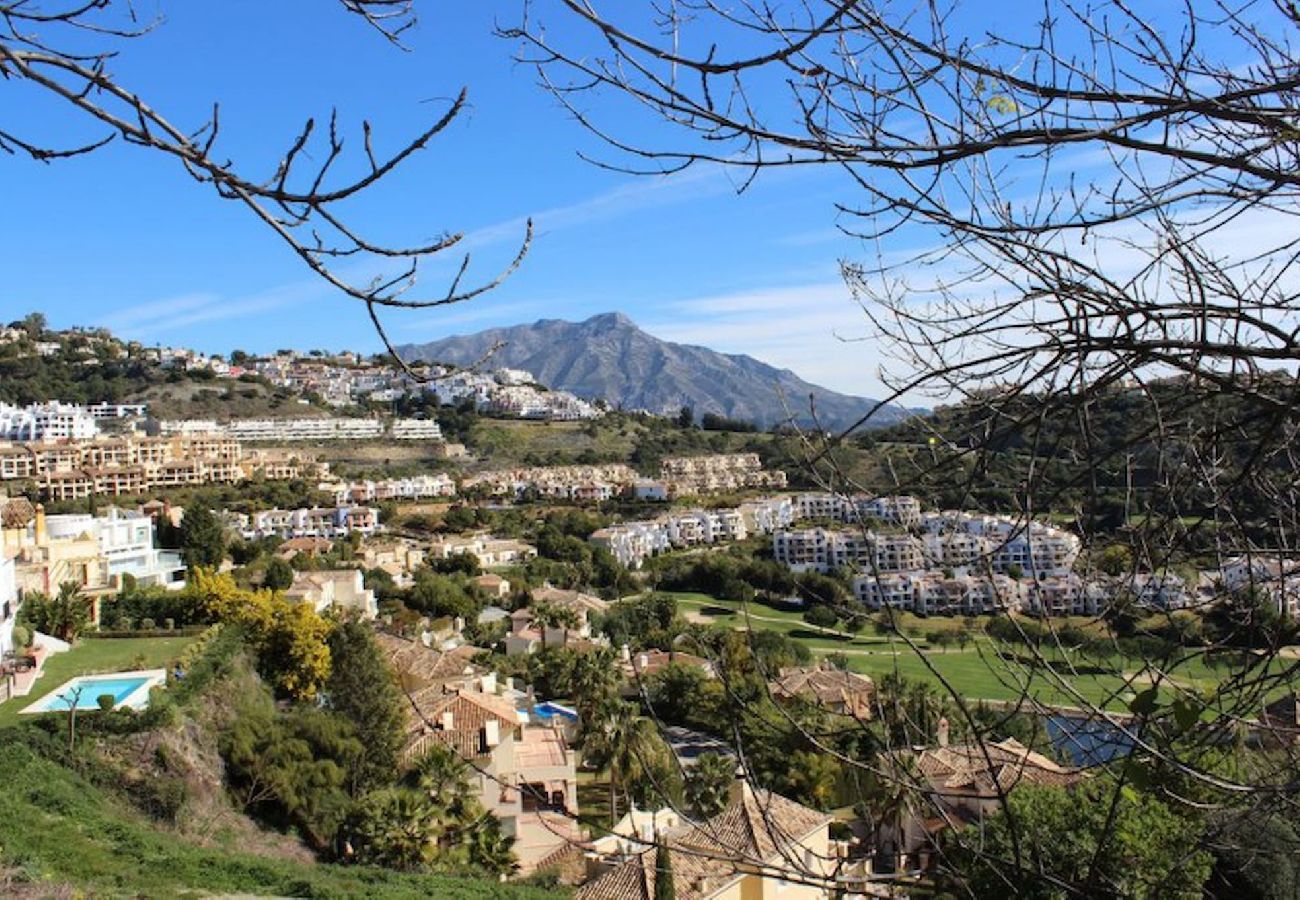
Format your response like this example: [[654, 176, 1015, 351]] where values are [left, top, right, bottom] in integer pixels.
[[1046, 714, 1135, 765], [531, 702, 578, 723], [30, 676, 153, 712]]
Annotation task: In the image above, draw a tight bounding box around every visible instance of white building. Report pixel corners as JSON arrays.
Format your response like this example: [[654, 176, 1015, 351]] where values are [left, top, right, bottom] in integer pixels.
[[0, 402, 99, 441], [158, 419, 221, 436], [224, 417, 385, 442], [590, 521, 672, 569], [285, 569, 377, 619], [389, 418, 443, 441], [44, 509, 185, 590], [85, 403, 148, 420], [230, 505, 380, 540], [0, 552, 18, 658]]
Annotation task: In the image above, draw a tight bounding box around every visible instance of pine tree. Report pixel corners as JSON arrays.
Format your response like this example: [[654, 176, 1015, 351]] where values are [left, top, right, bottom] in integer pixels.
[[181, 504, 226, 570], [326, 620, 406, 793]]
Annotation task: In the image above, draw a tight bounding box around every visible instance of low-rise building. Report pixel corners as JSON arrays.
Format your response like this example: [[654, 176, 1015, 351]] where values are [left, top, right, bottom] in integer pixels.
[[428, 533, 537, 568], [576, 783, 833, 900], [769, 664, 875, 719], [381, 634, 583, 874], [877, 731, 1085, 873], [659, 453, 787, 495], [0, 402, 99, 441], [284, 569, 377, 619], [0, 551, 19, 659]]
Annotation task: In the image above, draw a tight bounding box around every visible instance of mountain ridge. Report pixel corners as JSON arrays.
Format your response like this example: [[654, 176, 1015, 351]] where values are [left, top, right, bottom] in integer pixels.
[[397, 312, 908, 429]]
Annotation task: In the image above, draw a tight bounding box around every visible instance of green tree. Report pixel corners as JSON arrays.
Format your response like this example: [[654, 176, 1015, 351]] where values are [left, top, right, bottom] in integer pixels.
[[531, 601, 581, 650], [685, 752, 734, 818], [341, 788, 442, 871], [580, 697, 675, 823], [221, 700, 363, 850], [181, 504, 226, 570], [21, 581, 93, 643], [1096, 544, 1135, 577], [263, 556, 295, 591], [785, 749, 839, 810], [654, 842, 676, 900], [325, 620, 406, 794], [945, 781, 1213, 899]]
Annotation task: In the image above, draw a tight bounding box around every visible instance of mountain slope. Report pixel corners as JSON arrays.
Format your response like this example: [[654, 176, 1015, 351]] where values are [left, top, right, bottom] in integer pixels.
[[398, 312, 906, 428]]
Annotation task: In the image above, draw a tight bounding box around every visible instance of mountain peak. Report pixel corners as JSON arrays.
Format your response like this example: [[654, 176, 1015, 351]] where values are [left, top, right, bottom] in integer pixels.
[[397, 316, 906, 428], [582, 311, 636, 330]]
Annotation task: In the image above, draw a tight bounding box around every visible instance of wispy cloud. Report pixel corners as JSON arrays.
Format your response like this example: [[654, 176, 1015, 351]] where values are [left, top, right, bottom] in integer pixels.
[[96, 278, 334, 342], [458, 162, 738, 252], [643, 280, 885, 396]]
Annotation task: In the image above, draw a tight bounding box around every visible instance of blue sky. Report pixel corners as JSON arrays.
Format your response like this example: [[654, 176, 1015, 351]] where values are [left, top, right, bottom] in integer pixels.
[[2, 2, 883, 396]]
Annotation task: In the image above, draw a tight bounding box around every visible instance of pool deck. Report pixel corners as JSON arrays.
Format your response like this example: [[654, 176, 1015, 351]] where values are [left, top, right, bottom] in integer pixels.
[[20, 669, 167, 715]]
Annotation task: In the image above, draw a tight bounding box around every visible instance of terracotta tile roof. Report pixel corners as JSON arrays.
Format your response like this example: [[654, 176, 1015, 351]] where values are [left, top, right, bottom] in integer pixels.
[[377, 632, 485, 687], [770, 666, 875, 711], [907, 738, 1085, 795], [0, 497, 35, 529], [399, 689, 522, 762], [533, 586, 609, 614], [576, 785, 831, 900], [624, 649, 715, 679]]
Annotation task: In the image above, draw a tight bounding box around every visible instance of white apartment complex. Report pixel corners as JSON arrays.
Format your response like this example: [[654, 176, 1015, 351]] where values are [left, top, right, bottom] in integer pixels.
[[326, 473, 456, 505], [428, 534, 537, 568], [388, 418, 443, 441], [222, 417, 385, 442], [227, 506, 380, 540], [0, 402, 99, 441], [590, 496, 791, 569]]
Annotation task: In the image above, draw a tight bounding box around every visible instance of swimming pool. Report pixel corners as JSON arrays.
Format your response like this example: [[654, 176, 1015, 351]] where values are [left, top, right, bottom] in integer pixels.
[[22, 669, 167, 714], [531, 701, 578, 724]]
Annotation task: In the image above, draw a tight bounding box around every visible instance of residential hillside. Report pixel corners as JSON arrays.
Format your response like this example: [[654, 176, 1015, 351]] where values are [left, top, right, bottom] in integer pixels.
[[398, 312, 910, 429], [0, 631, 561, 900]]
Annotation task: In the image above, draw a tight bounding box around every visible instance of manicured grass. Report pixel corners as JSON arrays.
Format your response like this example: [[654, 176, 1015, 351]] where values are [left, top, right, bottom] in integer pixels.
[[0, 636, 196, 727], [665, 591, 1287, 711], [0, 740, 561, 899]]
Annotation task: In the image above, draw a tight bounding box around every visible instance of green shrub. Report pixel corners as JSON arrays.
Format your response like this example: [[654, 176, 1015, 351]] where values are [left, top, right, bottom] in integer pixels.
[[96, 694, 116, 712]]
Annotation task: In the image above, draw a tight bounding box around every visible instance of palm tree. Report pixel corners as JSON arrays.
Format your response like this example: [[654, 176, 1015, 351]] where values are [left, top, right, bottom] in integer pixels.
[[344, 788, 440, 871], [685, 751, 734, 818], [581, 696, 674, 824], [532, 601, 581, 650], [571, 646, 621, 719], [47, 581, 91, 643], [464, 813, 518, 876]]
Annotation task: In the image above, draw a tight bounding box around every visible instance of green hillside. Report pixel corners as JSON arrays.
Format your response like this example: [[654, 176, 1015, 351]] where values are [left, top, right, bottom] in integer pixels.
[[0, 737, 558, 899]]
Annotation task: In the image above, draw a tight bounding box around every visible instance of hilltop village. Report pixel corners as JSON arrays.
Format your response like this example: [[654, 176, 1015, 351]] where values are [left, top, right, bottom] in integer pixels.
[[1, 323, 1295, 897]]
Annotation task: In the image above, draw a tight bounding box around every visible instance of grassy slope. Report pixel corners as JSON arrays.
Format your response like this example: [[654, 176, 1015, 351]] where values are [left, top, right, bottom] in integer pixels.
[[0, 739, 560, 899], [0, 637, 196, 728], [665, 591, 1253, 712]]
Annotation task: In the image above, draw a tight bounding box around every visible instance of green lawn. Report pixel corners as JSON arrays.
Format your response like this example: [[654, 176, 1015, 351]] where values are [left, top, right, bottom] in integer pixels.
[[0, 636, 196, 727], [663, 591, 1284, 711]]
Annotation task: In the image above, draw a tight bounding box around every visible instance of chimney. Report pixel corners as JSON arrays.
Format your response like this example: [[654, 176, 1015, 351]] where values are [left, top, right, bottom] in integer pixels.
[[484, 719, 500, 747], [937, 716, 950, 748], [620, 643, 631, 662], [454, 616, 465, 633], [637, 653, 649, 673], [34, 504, 46, 544], [441, 711, 454, 731]]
